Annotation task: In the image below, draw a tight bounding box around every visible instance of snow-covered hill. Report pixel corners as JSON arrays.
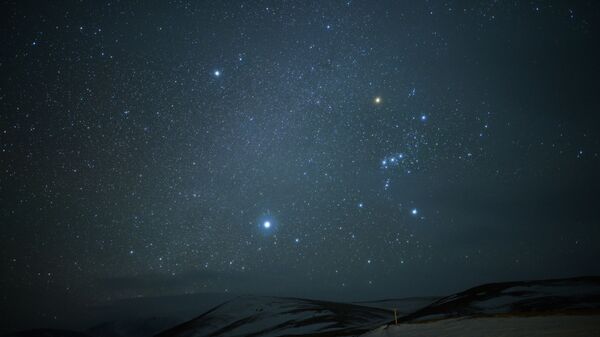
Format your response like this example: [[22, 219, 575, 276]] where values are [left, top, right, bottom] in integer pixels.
[[5, 276, 600, 337], [360, 314, 600, 337], [396, 276, 600, 323], [154, 296, 394, 337], [358, 276, 600, 337], [156, 277, 600, 337]]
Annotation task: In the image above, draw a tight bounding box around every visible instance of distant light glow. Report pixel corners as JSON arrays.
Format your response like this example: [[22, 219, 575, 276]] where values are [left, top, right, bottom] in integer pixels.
[[214, 70, 221, 77], [374, 96, 382, 104], [263, 221, 271, 229], [411, 208, 418, 215]]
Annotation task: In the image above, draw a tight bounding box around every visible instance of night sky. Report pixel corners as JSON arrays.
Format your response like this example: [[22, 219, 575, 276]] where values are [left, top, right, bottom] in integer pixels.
[[1, 0, 600, 332]]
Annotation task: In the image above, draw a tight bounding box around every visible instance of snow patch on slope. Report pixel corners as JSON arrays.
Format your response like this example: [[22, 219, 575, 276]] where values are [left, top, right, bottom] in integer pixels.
[[360, 315, 600, 337]]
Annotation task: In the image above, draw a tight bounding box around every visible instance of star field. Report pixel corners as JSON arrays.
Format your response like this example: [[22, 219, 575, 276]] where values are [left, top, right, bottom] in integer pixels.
[[1, 0, 600, 331]]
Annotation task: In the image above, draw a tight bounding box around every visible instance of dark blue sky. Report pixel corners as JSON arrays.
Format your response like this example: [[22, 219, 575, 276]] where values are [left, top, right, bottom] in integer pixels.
[[1, 0, 599, 332]]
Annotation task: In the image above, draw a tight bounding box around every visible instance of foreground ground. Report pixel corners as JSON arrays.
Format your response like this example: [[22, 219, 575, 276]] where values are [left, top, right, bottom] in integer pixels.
[[360, 314, 600, 337]]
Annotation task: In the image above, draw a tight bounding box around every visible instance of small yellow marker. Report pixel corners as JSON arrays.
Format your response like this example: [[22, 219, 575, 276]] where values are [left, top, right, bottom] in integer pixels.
[[374, 96, 382, 104]]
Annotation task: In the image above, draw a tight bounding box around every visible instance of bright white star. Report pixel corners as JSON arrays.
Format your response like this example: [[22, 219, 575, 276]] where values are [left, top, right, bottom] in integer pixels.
[[263, 221, 271, 229]]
